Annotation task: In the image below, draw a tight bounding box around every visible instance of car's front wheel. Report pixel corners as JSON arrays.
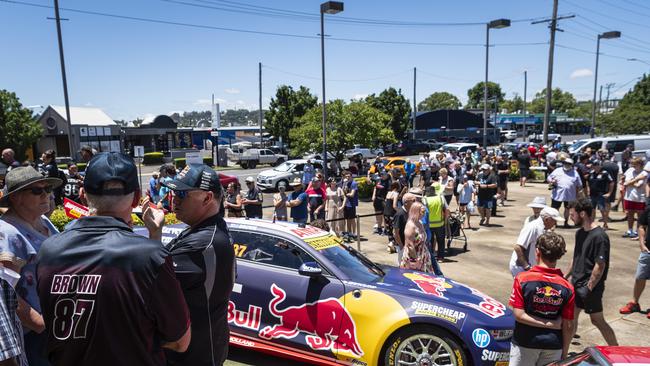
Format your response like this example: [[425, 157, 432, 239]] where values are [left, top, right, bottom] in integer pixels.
[[380, 325, 466, 366]]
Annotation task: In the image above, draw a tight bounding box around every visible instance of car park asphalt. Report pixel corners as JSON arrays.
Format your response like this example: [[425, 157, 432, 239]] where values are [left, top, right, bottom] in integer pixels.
[[136, 157, 650, 365]]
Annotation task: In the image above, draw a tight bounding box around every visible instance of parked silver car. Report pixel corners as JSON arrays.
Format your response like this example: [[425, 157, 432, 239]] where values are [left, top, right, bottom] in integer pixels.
[[256, 159, 323, 190]]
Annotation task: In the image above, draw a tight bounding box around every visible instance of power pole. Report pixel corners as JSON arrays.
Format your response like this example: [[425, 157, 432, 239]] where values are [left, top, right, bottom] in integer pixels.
[[259, 62, 263, 147], [53, 0, 74, 158], [412, 67, 417, 140], [602, 82, 614, 136], [523, 70, 528, 142], [532, 4, 574, 145], [598, 85, 603, 135], [542, 0, 558, 146]]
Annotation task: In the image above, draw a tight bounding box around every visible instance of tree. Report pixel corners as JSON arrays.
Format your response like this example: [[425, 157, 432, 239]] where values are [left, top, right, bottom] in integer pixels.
[[365, 87, 412, 140], [529, 88, 577, 114], [0, 90, 43, 160], [501, 94, 524, 113], [289, 100, 396, 159], [265, 85, 318, 146], [466, 81, 504, 109], [417, 92, 461, 112], [602, 74, 650, 134]]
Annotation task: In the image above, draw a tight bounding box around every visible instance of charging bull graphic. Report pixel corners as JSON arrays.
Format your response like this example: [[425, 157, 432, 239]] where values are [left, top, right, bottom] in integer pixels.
[[404, 272, 453, 299], [259, 284, 364, 357]]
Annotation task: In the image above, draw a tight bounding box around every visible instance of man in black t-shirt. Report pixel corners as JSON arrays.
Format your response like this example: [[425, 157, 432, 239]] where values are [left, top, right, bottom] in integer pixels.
[[242, 176, 263, 218], [495, 154, 510, 205], [148, 164, 235, 366], [36, 152, 191, 366], [586, 160, 614, 228], [476, 164, 498, 226], [567, 198, 618, 346], [602, 159, 620, 212], [619, 201, 650, 317], [372, 170, 391, 235], [392, 193, 416, 264], [63, 162, 83, 203]]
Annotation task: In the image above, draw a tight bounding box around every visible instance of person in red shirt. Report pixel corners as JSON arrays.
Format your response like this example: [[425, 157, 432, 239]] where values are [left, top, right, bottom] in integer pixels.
[[527, 143, 537, 157], [509, 232, 575, 365]]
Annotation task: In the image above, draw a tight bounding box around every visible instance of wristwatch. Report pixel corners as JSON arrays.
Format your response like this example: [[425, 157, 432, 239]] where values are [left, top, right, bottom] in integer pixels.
[[524, 265, 532, 271]]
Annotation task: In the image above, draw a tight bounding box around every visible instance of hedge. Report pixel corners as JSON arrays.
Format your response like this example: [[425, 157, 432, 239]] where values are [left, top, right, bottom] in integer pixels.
[[354, 177, 375, 200], [57, 162, 87, 171], [49, 207, 180, 232], [143, 152, 164, 165], [174, 157, 214, 169]]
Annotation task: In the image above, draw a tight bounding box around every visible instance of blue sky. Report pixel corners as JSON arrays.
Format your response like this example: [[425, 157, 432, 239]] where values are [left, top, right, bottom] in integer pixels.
[[1, 0, 649, 121]]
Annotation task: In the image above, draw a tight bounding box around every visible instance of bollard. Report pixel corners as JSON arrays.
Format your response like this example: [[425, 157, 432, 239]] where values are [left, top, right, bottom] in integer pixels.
[[356, 214, 361, 252]]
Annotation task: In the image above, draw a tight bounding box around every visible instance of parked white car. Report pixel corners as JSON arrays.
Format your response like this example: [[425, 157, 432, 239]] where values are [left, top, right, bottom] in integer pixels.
[[344, 146, 384, 159], [438, 143, 479, 154], [256, 159, 323, 190], [232, 148, 287, 169], [500, 130, 517, 141], [528, 133, 561, 143]]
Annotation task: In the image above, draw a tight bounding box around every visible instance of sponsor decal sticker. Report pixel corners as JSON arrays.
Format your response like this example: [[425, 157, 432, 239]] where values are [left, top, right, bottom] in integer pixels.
[[410, 301, 466, 324], [471, 328, 491, 348], [495, 362, 509, 366], [290, 226, 325, 239], [303, 235, 342, 251], [229, 335, 256, 348], [403, 272, 452, 298], [459, 286, 507, 319], [227, 301, 262, 331], [259, 283, 364, 357], [482, 350, 510, 362]]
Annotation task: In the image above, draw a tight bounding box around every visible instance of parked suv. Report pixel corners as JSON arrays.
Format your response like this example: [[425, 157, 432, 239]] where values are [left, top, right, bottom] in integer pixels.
[[256, 159, 323, 190], [394, 140, 430, 155]]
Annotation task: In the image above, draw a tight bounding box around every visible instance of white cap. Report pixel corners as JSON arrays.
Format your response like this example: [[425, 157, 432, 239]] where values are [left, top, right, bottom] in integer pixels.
[[540, 207, 564, 223], [480, 163, 491, 170], [527, 196, 547, 208], [563, 158, 574, 165], [245, 176, 255, 183]]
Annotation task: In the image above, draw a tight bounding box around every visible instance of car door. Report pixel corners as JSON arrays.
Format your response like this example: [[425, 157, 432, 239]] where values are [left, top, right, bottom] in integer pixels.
[[228, 230, 347, 361]]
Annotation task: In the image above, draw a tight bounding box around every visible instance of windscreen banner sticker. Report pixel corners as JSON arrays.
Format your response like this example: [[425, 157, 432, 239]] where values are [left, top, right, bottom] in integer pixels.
[[410, 301, 466, 324], [403, 272, 452, 299], [304, 235, 342, 251], [290, 226, 326, 239]]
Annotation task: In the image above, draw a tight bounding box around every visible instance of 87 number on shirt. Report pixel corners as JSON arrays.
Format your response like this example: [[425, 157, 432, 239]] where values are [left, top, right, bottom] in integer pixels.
[[53, 299, 95, 340]]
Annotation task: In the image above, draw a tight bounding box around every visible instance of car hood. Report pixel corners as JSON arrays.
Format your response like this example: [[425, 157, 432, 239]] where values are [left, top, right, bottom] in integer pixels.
[[372, 267, 512, 320], [258, 169, 286, 178]]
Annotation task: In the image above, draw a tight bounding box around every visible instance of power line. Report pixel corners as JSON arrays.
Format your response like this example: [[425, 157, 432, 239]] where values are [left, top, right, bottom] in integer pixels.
[[563, 0, 650, 30], [621, 0, 650, 12], [573, 15, 650, 48], [555, 43, 632, 61], [611, 76, 642, 94], [594, 0, 650, 18], [263, 65, 412, 82], [0, 0, 548, 48], [562, 28, 650, 55]]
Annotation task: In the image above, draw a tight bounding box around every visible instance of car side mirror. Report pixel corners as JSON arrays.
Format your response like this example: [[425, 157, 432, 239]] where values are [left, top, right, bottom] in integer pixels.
[[299, 262, 322, 277]]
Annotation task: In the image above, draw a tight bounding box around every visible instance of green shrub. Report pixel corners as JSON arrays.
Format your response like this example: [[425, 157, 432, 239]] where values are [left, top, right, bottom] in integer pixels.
[[143, 152, 164, 165], [175, 157, 214, 169], [57, 162, 87, 171], [49, 207, 180, 231], [354, 177, 375, 200]]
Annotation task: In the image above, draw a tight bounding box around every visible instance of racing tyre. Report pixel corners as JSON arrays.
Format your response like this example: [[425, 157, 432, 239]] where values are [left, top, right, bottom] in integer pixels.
[[380, 325, 467, 366]]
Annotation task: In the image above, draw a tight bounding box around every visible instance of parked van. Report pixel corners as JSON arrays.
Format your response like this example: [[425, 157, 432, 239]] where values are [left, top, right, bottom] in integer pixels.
[[568, 135, 650, 161]]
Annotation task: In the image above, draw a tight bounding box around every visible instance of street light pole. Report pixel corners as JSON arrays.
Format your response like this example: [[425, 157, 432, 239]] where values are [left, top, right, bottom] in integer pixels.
[[53, 0, 74, 158], [483, 18, 510, 148], [523, 70, 527, 142], [320, 1, 343, 182], [591, 31, 621, 138]]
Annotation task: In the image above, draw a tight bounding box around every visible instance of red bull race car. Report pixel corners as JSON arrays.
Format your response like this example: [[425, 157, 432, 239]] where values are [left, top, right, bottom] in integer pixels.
[[146, 218, 515, 366]]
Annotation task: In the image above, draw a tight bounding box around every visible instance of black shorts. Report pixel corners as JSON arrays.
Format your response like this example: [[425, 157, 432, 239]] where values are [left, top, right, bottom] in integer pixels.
[[343, 206, 356, 219], [551, 199, 569, 209], [498, 177, 508, 190], [608, 188, 617, 203], [520, 168, 530, 178], [373, 199, 385, 212], [574, 285, 604, 314]]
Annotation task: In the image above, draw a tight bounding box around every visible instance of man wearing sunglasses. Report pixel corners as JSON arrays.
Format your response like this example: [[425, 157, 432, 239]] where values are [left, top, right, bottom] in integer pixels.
[[1, 166, 62, 366], [36, 153, 191, 366], [145, 164, 235, 366]]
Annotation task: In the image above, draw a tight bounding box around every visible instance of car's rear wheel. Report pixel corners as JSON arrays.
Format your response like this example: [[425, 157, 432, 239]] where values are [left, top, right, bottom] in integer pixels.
[[248, 160, 257, 169], [380, 325, 466, 366]]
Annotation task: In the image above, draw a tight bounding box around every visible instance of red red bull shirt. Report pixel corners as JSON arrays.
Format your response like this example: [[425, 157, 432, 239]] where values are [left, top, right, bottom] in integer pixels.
[[509, 265, 575, 349]]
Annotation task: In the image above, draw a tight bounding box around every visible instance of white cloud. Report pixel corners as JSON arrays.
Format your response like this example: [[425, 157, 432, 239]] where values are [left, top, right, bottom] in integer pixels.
[[84, 102, 94, 107], [224, 88, 240, 94], [570, 68, 593, 79], [193, 99, 212, 107], [352, 93, 368, 100]]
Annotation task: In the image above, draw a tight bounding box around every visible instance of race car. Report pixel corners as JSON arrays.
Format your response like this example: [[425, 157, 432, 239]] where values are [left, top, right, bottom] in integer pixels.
[[548, 346, 650, 365], [141, 218, 515, 366]]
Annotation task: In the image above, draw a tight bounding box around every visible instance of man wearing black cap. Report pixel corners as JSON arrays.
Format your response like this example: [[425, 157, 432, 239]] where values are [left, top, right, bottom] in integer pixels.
[[35, 152, 191, 366], [144, 164, 235, 366], [586, 160, 614, 229]]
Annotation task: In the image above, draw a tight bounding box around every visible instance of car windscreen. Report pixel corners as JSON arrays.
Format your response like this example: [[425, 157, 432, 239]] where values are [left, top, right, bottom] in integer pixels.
[[306, 234, 383, 282], [569, 140, 587, 152], [273, 162, 294, 172]]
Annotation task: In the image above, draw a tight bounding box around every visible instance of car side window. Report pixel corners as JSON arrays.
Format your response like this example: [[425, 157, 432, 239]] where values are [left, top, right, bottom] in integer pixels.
[[313, 163, 323, 170], [606, 140, 633, 153], [393, 160, 405, 165], [230, 231, 317, 270], [294, 163, 305, 171]]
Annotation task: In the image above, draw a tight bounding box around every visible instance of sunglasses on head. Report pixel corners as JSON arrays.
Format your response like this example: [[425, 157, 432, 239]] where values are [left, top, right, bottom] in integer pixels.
[[23, 186, 53, 195]]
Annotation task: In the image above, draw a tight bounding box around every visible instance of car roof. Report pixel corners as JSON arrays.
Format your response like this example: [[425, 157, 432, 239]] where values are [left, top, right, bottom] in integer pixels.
[[444, 143, 478, 148], [225, 217, 330, 240], [284, 159, 322, 164], [594, 346, 650, 363]]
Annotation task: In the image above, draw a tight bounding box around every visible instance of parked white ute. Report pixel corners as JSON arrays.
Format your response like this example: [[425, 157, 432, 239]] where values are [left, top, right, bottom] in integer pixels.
[[344, 145, 384, 159]]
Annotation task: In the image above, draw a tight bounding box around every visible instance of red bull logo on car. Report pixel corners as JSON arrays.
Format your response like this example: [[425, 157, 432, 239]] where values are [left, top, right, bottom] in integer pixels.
[[403, 272, 452, 299], [259, 284, 364, 357], [459, 286, 507, 319]]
